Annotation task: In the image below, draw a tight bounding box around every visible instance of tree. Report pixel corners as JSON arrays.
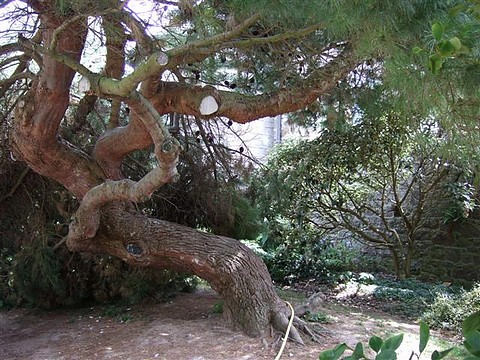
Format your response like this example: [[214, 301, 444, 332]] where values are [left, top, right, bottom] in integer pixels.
[[252, 114, 465, 279], [0, 0, 459, 341]]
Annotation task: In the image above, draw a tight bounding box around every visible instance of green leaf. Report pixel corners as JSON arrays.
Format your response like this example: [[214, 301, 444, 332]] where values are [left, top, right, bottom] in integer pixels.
[[449, 37, 462, 51], [438, 40, 456, 57], [318, 349, 337, 360], [353, 342, 365, 358], [463, 311, 480, 334], [463, 311, 480, 356], [375, 349, 397, 360], [333, 343, 349, 358], [344, 342, 366, 360], [464, 341, 480, 357], [369, 336, 383, 353], [431, 348, 453, 360], [419, 321, 430, 354], [412, 46, 424, 55], [319, 344, 349, 360], [432, 22, 444, 42], [428, 54, 444, 74], [382, 334, 404, 351]]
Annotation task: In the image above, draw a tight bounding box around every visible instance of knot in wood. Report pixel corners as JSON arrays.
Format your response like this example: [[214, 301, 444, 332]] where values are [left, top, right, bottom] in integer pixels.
[[171, 172, 181, 183], [161, 139, 173, 153], [126, 243, 143, 256]]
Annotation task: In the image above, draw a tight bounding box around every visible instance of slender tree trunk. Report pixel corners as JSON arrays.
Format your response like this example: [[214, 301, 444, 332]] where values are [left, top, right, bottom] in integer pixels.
[[403, 245, 414, 278], [389, 247, 403, 279]]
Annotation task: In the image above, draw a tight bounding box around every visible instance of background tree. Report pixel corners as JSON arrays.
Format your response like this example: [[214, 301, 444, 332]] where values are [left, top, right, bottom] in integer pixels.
[[0, 0, 471, 342], [251, 111, 479, 280]]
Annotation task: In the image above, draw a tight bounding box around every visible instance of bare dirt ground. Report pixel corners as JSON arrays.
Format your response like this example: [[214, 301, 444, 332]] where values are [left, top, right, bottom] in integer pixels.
[[0, 288, 455, 360]]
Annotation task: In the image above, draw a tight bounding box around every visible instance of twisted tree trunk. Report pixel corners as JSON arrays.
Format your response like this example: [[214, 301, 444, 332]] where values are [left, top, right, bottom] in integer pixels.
[[67, 204, 300, 340]]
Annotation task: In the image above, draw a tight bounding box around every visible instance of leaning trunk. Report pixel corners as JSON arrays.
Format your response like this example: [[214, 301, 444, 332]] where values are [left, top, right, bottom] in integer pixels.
[[67, 204, 298, 339], [8, 2, 317, 343]]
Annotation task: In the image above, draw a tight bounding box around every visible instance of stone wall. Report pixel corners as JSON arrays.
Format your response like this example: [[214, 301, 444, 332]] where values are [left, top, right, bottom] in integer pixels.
[[415, 205, 480, 285], [417, 211, 480, 286], [322, 191, 480, 286]]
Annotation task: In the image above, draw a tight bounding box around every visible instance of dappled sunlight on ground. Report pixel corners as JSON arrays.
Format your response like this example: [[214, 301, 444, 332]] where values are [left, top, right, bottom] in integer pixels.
[[0, 288, 461, 360]]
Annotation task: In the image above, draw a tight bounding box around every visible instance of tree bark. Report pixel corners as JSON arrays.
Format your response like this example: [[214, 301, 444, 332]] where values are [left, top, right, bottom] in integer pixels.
[[389, 247, 403, 279], [66, 204, 302, 341], [404, 245, 414, 278]]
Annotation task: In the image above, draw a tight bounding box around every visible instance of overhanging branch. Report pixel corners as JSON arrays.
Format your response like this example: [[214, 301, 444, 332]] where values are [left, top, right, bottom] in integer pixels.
[[151, 48, 356, 123]]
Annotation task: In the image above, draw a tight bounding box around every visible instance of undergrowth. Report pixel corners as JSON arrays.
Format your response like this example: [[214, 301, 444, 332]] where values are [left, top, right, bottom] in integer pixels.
[[422, 283, 480, 334]]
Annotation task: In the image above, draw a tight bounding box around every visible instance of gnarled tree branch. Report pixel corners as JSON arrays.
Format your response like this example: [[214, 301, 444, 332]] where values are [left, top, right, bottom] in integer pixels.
[[70, 91, 181, 241], [151, 48, 356, 123], [11, 4, 104, 198]]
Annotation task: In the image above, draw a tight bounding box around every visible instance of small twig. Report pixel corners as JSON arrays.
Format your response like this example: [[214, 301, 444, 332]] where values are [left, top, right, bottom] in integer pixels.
[[0, 166, 29, 203], [52, 236, 67, 251]]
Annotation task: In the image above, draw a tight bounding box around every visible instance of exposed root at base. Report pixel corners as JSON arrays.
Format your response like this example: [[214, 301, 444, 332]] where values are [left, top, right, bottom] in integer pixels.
[[293, 316, 333, 342], [271, 305, 332, 345], [271, 310, 304, 345]]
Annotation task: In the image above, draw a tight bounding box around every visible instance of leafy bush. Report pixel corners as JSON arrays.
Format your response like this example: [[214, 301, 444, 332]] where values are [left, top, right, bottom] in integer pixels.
[[443, 182, 478, 223], [303, 310, 332, 324], [422, 283, 480, 333], [117, 268, 197, 304], [0, 236, 198, 309], [265, 239, 362, 285], [335, 275, 453, 319], [12, 238, 66, 309], [319, 311, 480, 360], [249, 117, 461, 279], [372, 278, 452, 318]]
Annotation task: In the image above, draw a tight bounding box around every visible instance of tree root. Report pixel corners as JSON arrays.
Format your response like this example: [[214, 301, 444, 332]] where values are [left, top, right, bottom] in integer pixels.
[[271, 298, 333, 345], [271, 307, 333, 345], [271, 308, 305, 345], [293, 316, 332, 342]]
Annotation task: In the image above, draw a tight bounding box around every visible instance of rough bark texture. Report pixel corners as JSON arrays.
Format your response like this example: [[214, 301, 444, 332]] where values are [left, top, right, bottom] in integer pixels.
[[66, 204, 297, 339]]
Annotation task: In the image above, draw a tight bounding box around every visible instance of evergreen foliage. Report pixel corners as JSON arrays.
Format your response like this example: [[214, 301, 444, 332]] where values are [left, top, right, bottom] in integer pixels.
[[0, 118, 258, 308]]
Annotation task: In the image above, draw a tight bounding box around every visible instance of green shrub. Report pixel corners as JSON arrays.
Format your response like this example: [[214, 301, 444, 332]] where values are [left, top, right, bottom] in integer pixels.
[[0, 248, 16, 308], [13, 238, 66, 309], [303, 310, 332, 324], [118, 268, 197, 304], [335, 275, 453, 319], [373, 278, 452, 318], [265, 239, 379, 285], [319, 311, 480, 360], [2, 237, 198, 309], [422, 283, 480, 333]]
